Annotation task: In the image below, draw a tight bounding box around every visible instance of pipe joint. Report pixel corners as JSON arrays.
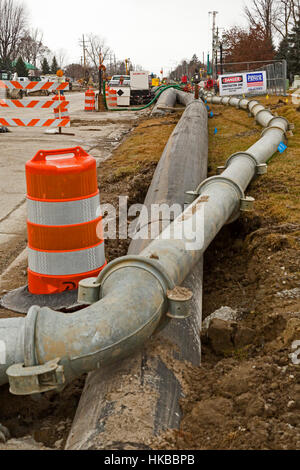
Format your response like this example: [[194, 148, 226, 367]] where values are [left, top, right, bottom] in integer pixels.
[[255, 108, 273, 124], [217, 152, 267, 177], [194, 175, 255, 223], [247, 99, 259, 112], [261, 125, 288, 142], [6, 306, 65, 395], [78, 256, 193, 321], [250, 103, 265, 117], [221, 97, 231, 105], [268, 115, 291, 131]]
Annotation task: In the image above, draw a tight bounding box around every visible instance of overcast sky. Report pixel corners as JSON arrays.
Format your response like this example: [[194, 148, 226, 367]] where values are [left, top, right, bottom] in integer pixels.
[[25, 0, 248, 75]]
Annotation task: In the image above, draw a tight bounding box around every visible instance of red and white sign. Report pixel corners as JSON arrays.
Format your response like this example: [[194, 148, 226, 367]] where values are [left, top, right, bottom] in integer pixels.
[[219, 71, 267, 96]]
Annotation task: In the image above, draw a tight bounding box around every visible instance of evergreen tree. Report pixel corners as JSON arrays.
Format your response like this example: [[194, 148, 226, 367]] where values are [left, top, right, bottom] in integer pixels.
[[276, 36, 289, 61], [0, 58, 12, 72], [286, 20, 300, 79], [15, 57, 28, 77], [51, 56, 58, 74], [41, 57, 51, 75]]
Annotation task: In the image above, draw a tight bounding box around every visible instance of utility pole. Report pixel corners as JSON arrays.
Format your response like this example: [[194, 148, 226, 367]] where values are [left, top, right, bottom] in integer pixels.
[[79, 35, 88, 83], [209, 11, 218, 79]]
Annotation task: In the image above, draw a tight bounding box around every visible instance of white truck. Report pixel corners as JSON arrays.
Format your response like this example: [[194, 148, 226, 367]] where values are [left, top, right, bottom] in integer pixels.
[[108, 71, 151, 106]]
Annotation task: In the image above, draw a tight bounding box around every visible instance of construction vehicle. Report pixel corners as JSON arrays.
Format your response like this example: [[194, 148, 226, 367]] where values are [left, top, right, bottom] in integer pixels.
[[108, 71, 152, 106]]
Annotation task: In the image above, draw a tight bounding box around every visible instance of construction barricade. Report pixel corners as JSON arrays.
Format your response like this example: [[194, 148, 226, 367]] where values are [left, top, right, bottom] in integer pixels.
[[85, 87, 95, 111], [0, 79, 70, 128], [105, 86, 118, 109], [25, 147, 106, 295], [52, 95, 70, 120]]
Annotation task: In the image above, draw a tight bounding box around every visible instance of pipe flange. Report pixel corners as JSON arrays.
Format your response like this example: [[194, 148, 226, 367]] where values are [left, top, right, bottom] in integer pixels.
[[247, 99, 259, 112], [196, 175, 244, 199], [250, 102, 264, 116], [196, 175, 254, 224], [217, 152, 267, 177], [96, 255, 174, 297], [95, 256, 193, 321], [239, 98, 250, 110], [261, 125, 288, 141], [268, 115, 290, 130], [221, 97, 231, 106], [235, 98, 244, 109]]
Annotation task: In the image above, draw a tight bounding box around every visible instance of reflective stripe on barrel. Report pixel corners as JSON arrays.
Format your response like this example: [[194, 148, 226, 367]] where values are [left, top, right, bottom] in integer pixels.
[[27, 193, 101, 226], [28, 242, 105, 276]]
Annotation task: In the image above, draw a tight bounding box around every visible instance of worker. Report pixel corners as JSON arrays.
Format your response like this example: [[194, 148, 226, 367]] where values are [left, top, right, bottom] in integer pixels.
[[205, 77, 214, 90]]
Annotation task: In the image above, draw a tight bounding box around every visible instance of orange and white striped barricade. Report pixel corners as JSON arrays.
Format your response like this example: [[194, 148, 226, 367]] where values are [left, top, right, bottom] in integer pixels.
[[0, 79, 69, 93], [85, 87, 95, 111], [52, 95, 70, 120], [0, 117, 70, 128], [0, 80, 70, 128], [25, 146, 106, 295], [0, 97, 69, 110]]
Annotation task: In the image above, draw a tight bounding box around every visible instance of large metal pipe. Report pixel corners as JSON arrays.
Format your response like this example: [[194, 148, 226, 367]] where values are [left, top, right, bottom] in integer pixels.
[[66, 92, 207, 450], [151, 87, 177, 116], [0, 95, 289, 401]]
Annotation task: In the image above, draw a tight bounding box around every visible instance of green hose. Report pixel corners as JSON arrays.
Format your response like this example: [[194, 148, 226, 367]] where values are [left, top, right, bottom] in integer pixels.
[[103, 82, 182, 111], [152, 84, 181, 94]]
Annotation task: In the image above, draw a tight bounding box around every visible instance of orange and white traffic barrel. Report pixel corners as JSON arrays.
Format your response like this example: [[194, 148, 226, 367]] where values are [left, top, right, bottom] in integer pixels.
[[106, 88, 118, 109], [85, 87, 95, 111], [25, 147, 106, 295]]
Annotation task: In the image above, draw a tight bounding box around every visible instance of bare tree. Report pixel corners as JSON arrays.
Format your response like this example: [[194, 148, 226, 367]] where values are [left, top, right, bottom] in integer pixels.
[[55, 48, 68, 69], [18, 28, 49, 67], [271, 1, 300, 39], [244, 0, 276, 39], [290, 0, 300, 22], [0, 0, 27, 67], [272, 0, 293, 38], [85, 33, 111, 69]]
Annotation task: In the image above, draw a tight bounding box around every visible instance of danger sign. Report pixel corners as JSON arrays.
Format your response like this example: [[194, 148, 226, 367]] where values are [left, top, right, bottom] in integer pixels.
[[222, 75, 243, 84], [220, 74, 244, 95], [219, 71, 267, 96]]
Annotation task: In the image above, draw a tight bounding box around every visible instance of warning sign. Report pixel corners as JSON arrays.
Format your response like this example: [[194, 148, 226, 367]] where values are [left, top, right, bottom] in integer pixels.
[[219, 74, 244, 96], [219, 71, 267, 96], [246, 72, 267, 94]]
